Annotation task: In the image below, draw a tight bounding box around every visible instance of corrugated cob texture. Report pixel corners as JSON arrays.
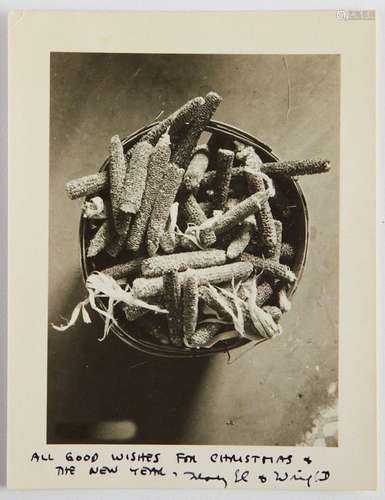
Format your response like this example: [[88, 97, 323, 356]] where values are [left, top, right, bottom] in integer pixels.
[[102, 258, 144, 280], [171, 92, 222, 169], [240, 252, 296, 283], [120, 141, 153, 214], [87, 220, 114, 258], [146, 163, 184, 256], [188, 323, 223, 348], [66, 171, 108, 200], [182, 273, 199, 342], [126, 132, 171, 252], [141, 249, 227, 278], [261, 159, 330, 176], [132, 261, 254, 300], [213, 149, 234, 210], [200, 190, 269, 236], [243, 148, 277, 256], [163, 270, 183, 346], [109, 135, 127, 233], [143, 97, 205, 145]]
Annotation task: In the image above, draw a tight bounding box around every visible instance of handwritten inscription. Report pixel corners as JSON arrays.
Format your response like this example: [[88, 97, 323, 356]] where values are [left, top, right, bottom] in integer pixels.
[[29, 450, 331, 489]]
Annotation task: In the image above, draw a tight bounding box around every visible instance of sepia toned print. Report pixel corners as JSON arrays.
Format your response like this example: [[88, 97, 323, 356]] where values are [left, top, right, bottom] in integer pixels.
[[48, 53, 339, 447]]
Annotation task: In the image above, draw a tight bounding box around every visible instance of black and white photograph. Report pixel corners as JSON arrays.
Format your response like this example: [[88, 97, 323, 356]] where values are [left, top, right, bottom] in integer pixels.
[[48, 52, 339, 446]]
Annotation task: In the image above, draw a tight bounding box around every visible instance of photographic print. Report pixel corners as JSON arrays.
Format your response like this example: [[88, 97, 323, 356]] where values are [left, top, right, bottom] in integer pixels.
[[48, 53, 339, 447]]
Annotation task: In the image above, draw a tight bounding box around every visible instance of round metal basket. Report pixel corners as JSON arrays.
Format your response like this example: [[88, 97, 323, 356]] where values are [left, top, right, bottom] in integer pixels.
[[80, 120, 309, 358]]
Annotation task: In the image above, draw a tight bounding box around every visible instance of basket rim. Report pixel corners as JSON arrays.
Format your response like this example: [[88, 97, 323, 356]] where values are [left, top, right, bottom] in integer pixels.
[[79, 119, 309, 358]]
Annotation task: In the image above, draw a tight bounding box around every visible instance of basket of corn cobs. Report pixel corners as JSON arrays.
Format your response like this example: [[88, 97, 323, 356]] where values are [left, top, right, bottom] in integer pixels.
[[56, 92, 330, 358]]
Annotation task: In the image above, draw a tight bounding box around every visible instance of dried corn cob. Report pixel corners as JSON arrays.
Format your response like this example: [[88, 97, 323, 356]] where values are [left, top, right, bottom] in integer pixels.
[[183, 145, 209, 192], [226, 215, 256, 259], [240, 253, 296, 283], [171, 92, 222, 169], [199, 285, 233, 322], [87, 220, 114, 258], [146, 164, 184, 256], [261, 159, 330, 177], [182, 272, 199, 341], [120, 141, 153, 214], [109, 135, 127, 233], [255, 281, 274, 307], [123, 303, 151, 322], [141, 249, 227, 278], [159, 202, 178, 254], [199, 190, 270, 236], [102, 257, 144, 280], [188, 323, 223, 348], [66, 171, 108, 200], [142, 97, 205, 145], [132, 261, 253, 300], [272, 220, 283, 262], [280, 242, 295, 263], [213, 149, 234, 210], [180, 193, 207, 226], [262, 305, 282, 322], [199, 166, 244, 191], [179, 194, 216, 247], [127, 132, 171, 252], [163, 270, 183, 346], [244, 150, 277, 256]]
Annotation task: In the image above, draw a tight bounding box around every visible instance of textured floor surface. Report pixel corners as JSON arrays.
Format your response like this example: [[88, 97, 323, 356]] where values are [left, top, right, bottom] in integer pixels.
[[47, 53, 339, 446]]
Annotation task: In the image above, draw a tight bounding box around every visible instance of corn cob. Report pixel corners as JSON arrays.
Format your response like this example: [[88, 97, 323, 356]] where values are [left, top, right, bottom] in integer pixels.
[[87, 220, 114, 258], [262, 305, 282, 322], [179, 194, 217, 249], [188, 323, 223, 348], [280, 242, 295, 263], [171, 92, 222, 169], [183, 145, 209, 192], [240, 253, 296, 283], [272, 220, 283, 262], [132, 261, 254, 300], [146, 164, 185, 256], [142, 97, 205, 145], [66, 171, 108, 200], [109, 135, 127, 233], [120, 141, 153, 214], [159, 229, 176, 254], [102, 257, 144, 280], [199, 190, 269, 236], [163, 270, 183, 346], [206, 132, 235, 169], [123, 303, 151, 321], [261, 159, 330, 177], [126, 132, 171, 252], [182, 272, 199, 342], [256, 281, 274, 307], [141, 249, 227, 278], [213, 149, 234, 210], [244, 149, 277, 256], [199, 285, 233, 322], [199, 166, 244, 191], [137, 317, 170, 345], [226, 216, 256, 259]]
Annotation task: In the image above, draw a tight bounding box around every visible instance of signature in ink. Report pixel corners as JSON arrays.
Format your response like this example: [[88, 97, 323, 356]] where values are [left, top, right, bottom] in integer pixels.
[[183, 471, 228, 488]]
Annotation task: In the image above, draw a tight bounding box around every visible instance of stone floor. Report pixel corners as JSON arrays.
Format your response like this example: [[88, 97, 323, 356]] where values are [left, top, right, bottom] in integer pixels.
[[47, 53, 339, 446]]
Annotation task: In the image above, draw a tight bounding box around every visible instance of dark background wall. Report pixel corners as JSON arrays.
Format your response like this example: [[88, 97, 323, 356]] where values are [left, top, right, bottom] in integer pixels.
[[48, 53, 339, 445]]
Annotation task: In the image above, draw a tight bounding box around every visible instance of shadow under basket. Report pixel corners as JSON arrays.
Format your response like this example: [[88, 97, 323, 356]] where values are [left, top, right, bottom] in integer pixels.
[[80, 120, 309, 358]]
